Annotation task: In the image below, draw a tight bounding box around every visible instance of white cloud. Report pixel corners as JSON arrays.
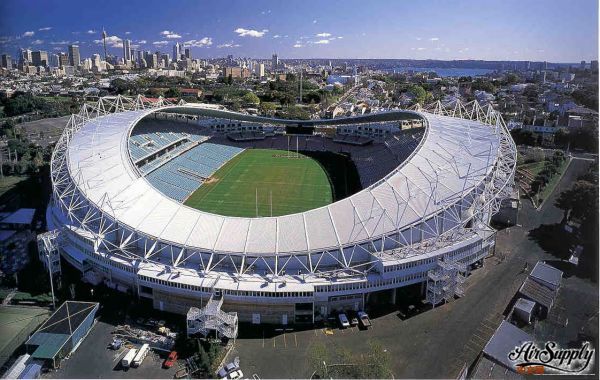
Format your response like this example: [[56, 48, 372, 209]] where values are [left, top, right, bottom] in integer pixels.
[[417, 47, 426, 50], [23, 31, 35, 37], [429, 37, 439, 41], [50, 41, 70, 45], [152, 40, 169, 46], [337, 36, 343, 39], [125, 31, 131, 35], [217, 42, 241, 48], [87, 30, 96, 34], [261, 9, 271, 14], [31, 39, 43, 45], [234, 28, 268, 37], [312, 19, 317, 24], [161, 30, 181, 39], [137, 40, 147, 44], [415, 37, 422, 41], [293, 43, 303, 48], [38, 27, 52, 31], [94, 35, 123, 48], [316, 33, 331, 37], [184, 37, 213, 47], [314, 39, 330, 44], [273, 34, 281, 38]]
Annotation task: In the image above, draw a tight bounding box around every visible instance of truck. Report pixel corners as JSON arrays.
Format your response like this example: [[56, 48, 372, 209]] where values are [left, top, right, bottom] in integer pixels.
[[121, 348, 137, 368], [132, 344, 150, 367]]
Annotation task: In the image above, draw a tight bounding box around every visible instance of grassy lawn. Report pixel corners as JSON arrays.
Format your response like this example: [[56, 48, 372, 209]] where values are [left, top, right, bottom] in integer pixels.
[[0, 175, 28, 198], [517, 161, 545, 176], [184, 149, 333, 217], [538, 159, 570, 202]]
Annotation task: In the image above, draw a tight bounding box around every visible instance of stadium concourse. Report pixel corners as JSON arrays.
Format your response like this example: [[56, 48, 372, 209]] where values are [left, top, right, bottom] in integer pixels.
[[40, 95, 516, 327]]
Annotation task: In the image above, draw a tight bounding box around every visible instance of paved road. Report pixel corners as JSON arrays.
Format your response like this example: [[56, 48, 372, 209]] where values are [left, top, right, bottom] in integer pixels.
[[231, 158, 596, 379]]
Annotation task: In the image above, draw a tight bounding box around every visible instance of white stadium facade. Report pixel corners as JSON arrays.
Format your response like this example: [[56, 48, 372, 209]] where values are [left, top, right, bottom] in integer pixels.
[[42, 95, 517, 326]]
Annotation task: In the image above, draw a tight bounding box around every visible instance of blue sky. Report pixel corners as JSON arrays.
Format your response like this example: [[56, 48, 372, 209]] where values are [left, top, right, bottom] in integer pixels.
[[0, 0, 597, 62]]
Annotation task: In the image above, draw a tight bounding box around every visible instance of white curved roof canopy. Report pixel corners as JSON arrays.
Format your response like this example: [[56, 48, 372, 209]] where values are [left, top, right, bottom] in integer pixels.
[[66, 105, 500, 256]]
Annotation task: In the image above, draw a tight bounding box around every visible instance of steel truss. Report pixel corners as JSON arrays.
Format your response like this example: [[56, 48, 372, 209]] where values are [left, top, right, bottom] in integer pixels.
[[49, 96, 517, 285]]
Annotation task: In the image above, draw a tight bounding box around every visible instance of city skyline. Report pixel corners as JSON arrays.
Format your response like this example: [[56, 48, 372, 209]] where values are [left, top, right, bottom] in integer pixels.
[[0, 0, 598, 62]]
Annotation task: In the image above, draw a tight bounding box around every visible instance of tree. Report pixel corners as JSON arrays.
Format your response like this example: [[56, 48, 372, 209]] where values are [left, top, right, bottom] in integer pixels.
[[258, 102, 277, 116], [165, 87, 181, 98], [242, 92, 260, 105], [555, 180, 599, 221]]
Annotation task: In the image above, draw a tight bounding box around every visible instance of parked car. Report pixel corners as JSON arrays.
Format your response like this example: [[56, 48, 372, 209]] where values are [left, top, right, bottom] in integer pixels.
[[163, 351, 178, 368], [338, 313, 350, 328], [357, 311, 371, 328], [228, 369, 244, 379], [218, 362, 240, 379], [109, 338, 123, 350]]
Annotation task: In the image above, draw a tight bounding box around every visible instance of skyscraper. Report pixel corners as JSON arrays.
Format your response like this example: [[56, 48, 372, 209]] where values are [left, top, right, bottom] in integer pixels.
[[20, 49, 32, 64], [123, 39, 132, 62], [173, 42, 180, 62], [272, 53, 278, 70], [184, 47, 191, 59], [102, 29, 108, 60], [1, 54, 12, 69], [49, 54, 59, 68], [31, 51, 48, 67], [255, 63, 265, 78], [68, 44, 80, 66], [58, 52, 69, 67]]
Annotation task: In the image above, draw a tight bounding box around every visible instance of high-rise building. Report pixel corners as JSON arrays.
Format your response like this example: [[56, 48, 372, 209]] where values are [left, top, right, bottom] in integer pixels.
[[59, 52, 69, 68], [161, 54, 170, 67], [123, 39, 132, 62], [255, 63, 265, 78], [49, 53, 59, 68], [173, 42, 181, 62], [272, 54, 278, 70], [1, 54, 12, 69], [92, 54, 102, 71], [184, 47, 191, 59], [68, 44, 80, 66], [31, 51, 48, 67], [102, 29, 108, 60], [591, 60, 598, 72], [20, 49, 32, 63], [580, 60, 586, 70]]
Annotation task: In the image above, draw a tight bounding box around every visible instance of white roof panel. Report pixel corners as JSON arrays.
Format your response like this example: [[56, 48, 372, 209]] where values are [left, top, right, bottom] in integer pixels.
[[66, 106, 501, 256]]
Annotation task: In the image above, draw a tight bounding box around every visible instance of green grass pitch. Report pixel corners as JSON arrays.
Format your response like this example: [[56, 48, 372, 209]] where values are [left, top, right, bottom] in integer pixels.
[[184, 149, 333, 217]]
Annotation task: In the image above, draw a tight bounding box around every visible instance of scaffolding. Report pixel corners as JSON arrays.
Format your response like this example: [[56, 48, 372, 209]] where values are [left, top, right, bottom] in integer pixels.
[[186, 293, 238, 340], [425, 258, 467, 306]]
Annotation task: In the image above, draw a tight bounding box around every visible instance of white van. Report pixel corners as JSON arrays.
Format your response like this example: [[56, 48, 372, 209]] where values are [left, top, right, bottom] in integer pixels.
[[121, 348, 137, 368]]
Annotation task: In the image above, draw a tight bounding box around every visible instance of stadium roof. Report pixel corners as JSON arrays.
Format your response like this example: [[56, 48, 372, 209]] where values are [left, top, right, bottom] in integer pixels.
[[65, 104, 502, 256]]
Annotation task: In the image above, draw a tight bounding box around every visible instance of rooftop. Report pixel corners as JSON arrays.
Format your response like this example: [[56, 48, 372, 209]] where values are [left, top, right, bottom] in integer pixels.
[[529, 261, 563, 290], [483, 320, 533, 371], [0, 208, 36, 226]]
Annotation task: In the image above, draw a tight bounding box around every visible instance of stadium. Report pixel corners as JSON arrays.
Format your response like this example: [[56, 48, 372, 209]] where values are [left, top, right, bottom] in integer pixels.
[[42, 95, 516, 329]]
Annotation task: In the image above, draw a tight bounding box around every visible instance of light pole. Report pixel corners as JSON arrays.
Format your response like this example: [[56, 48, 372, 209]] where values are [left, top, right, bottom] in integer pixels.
[[45, 253, 56, 309]]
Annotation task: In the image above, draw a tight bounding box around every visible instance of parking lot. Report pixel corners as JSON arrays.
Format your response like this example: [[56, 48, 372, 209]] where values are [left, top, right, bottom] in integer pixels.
[[43, 320, 179, 379], [231, 159, 598, 379]]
